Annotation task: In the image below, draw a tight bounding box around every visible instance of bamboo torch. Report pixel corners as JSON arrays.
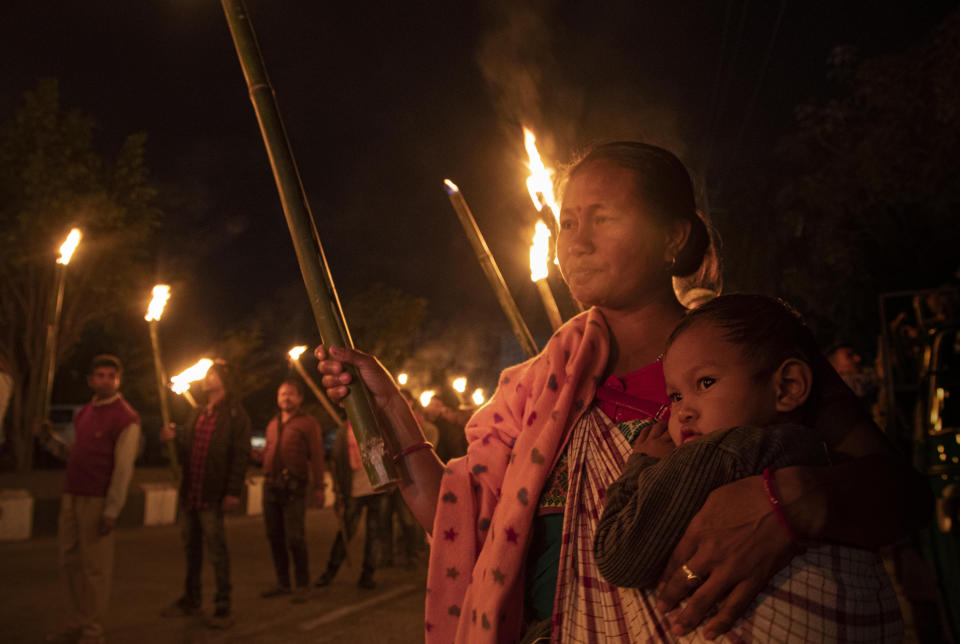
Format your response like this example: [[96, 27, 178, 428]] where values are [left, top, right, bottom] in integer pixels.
[[530, 222, 563, 331], [443, 179, 539, 358], [145, 285, 179, 478], [39, 228, 82, 422], [220, 0, 396, 488], [170, 359, 212, 409], [523, 127, 585, 313], [288, 345, 345, 428]]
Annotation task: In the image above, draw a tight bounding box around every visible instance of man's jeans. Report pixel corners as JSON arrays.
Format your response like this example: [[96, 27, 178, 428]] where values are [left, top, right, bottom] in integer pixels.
[[181, 507, 231, 610], [325, 493, 386, 574], [263, 485, 309, 588]]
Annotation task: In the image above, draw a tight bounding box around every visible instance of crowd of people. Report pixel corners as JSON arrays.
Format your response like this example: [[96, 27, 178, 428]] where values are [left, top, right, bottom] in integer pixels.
[[34, 140, 933, 644]]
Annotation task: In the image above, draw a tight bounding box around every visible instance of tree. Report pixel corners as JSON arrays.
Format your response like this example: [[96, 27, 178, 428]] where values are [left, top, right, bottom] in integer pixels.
[[343, 283, 428, 373], [717, 9, 960, 346], [0, 79, 161, 470]]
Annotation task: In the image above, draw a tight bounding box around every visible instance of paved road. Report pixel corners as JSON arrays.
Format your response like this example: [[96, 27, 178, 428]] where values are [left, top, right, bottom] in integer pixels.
[[0, 508, 427, 643]]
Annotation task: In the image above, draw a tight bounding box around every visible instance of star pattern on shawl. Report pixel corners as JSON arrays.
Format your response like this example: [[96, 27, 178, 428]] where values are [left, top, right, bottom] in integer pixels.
[[446, 567, 459, 579], [443, 527, 458, 541], [492, 567, 506, 585], [505, 526, 519, 543]]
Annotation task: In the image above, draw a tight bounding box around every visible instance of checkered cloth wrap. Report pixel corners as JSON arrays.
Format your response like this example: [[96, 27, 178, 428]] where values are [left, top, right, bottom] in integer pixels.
[[553, 409, 902, 643]]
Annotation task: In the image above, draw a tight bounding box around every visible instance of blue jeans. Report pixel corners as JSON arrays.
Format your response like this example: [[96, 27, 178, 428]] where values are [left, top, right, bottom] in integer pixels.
[[181, 507, 230, 610], [325, 494, 386, 574]]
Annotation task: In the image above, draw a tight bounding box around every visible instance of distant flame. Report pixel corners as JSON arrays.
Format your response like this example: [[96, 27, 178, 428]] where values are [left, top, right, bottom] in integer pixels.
[[523, 128, 559, 224], [471, 388, 485, 406], [57, 229, 82, 265], [145, 285, 171, 322], [288, 345, 307, 361], [443, 179, 460, 194], [452, 377, 467, 394], [529, 221, 552, 282], [397, 373, 408, 386], [419, 390, 435, 408], [170, 358, 213, 394]]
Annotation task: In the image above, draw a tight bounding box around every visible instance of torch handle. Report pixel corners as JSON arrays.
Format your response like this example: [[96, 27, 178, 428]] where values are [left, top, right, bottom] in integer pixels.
[[445, 189, 539, 358], [149, 321, 180, 480], [221, 0, 397, 489], [535, 279, 563, 331], [39, 263, 68, 422], [182, 390, 199, 409], [292, 359, 345, 428]]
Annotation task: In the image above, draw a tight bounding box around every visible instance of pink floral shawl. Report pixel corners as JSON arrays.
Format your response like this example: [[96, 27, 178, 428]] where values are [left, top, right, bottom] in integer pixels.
[[425, 308, 610, 643]]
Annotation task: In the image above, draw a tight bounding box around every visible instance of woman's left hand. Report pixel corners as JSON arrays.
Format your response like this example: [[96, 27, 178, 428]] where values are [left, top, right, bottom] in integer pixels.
[[655, 475, 799, 639]]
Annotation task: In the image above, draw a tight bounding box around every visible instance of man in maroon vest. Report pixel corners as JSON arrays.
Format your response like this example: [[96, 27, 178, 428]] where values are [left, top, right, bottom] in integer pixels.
[[41, 354, 141, 644]]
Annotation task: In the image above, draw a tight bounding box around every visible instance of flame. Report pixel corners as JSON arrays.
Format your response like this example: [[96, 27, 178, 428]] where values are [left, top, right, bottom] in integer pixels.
[[170, 358, 213, 394], [443, 179, 460, 194], [529, 221, 552, 282], [57, 229, 82, 265], [452, 377, 467, 394], [523, 127, 559, 223], [419, 390, 436, 408], [288, 345, 307, 361], [471, 388, 485, 406], [397, 373, 408, 386], [145, 284, 171, 322]]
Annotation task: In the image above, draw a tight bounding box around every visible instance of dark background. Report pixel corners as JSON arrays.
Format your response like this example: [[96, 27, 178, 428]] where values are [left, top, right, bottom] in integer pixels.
[[2, 0, 958, 425]]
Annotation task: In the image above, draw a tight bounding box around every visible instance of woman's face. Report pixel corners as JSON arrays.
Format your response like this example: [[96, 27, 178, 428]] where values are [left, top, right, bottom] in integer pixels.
[[557, 161, 673, 310]]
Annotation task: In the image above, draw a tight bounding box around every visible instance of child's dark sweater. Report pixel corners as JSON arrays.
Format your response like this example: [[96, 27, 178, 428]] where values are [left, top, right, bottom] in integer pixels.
[[594, 423, 827, 588]]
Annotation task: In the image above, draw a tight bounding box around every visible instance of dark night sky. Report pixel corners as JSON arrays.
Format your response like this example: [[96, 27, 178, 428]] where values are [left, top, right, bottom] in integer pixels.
[[3, 1, 957, 376]]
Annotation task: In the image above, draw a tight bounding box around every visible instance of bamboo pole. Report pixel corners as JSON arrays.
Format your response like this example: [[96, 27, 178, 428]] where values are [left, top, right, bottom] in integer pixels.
[[443, 180, 539, 358], [221, 0, 396, 488], [290, 358, 345, 428], [534, 279, 563, 331], [148, 321, 180, 479]]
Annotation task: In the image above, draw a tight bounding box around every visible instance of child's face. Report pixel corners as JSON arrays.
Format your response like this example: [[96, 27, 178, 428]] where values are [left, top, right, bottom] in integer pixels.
[[663, 322, 779, 446]]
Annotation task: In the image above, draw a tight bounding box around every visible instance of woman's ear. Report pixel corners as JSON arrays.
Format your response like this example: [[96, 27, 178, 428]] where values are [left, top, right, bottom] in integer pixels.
[[664, 218, 692, 264], [773, 358, 813, 413]]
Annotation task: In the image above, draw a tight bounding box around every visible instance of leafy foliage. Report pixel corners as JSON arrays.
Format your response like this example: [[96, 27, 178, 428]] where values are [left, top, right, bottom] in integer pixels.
[[0, 79, 161, 469]]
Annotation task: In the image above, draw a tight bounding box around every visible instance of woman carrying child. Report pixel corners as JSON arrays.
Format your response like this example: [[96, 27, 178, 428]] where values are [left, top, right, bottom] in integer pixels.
[[314, 142, 927, 642], [595, 294, 902, 641]]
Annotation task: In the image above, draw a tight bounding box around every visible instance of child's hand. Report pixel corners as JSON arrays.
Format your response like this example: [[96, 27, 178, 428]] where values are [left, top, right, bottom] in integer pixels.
[[632, 420, 674, 458]]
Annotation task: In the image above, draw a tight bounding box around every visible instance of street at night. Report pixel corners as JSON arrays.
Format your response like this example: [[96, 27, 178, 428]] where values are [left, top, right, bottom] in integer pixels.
[[0, 502, 426, 643]]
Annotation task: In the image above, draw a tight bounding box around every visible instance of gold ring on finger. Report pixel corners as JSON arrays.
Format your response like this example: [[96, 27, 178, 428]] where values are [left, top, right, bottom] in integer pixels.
[[681, 563, 702, 585]]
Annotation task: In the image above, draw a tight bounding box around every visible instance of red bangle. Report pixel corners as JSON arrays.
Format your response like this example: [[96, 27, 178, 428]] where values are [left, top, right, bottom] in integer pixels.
[[762, 467, 798, 543], [393, 441, 434, 463]]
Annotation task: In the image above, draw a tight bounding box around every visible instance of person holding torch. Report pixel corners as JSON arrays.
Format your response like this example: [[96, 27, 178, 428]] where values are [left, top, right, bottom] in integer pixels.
[[312, 142, 928, 643], [159, 360, 250, 629]]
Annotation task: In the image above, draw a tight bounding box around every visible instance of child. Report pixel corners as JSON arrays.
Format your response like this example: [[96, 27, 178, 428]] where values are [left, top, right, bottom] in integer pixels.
[[594, 294, 902, 642]]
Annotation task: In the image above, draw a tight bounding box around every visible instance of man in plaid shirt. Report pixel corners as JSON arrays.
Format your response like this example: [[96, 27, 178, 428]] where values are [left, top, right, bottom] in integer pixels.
[[159, 361, 250, 629]]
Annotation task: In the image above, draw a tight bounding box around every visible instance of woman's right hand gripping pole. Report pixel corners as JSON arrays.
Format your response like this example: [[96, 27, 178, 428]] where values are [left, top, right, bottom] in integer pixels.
[[314, 344, 445, 533]]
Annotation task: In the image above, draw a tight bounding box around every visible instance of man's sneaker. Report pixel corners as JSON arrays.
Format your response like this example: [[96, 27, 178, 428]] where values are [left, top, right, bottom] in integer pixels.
[[357, 571, 376, 589], [314, 570, 336, 587], [259, 585, 292, 598], [207, 607, 234, 629], [160, 597, 199, 618], [291, 586, 311, 604]]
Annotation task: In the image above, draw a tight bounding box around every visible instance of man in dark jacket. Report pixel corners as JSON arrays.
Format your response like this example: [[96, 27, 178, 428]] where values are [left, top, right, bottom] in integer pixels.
[[159, 361, 250, 628]]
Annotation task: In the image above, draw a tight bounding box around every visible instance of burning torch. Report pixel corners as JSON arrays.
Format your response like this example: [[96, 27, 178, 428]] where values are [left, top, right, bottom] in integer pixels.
[[38, 228, 81, 422], [530, 221, 562, 331], [288, 345, 345, 428], [443, 179, 539, 358], [145, 285, 179, 477], [170, 359, 212, 409], [523, 127, 584, 314]]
